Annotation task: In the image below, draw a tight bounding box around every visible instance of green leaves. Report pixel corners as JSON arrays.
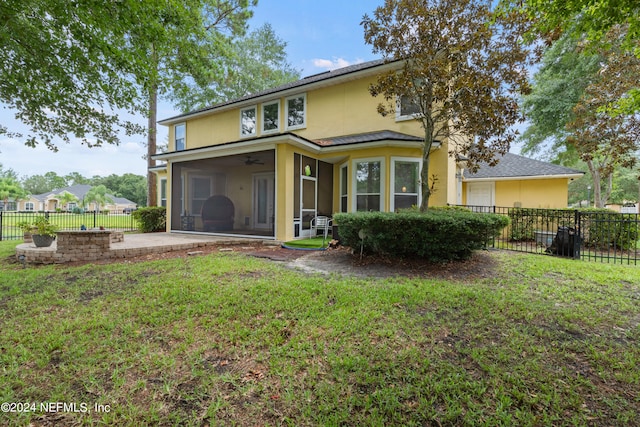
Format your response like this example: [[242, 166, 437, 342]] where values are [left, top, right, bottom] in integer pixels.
[[362, 0, 535, 209], [0, 0, 146, 150]]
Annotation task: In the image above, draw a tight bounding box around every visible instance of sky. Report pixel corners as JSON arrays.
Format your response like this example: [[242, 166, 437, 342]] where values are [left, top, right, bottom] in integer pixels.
[[0, 0, 382, 179]]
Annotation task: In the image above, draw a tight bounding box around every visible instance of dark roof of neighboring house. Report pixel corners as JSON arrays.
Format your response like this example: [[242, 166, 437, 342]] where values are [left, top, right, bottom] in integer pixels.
[[160, 59, 389, 124], [32, 184, 136, 205], [314, 130, 424, 147], [465, 153, 584, 180]]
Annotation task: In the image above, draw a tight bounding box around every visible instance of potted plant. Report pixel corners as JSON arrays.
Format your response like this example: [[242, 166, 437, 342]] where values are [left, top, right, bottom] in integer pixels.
[[31, 216, 58, 247], [17, 220, 35, 243]]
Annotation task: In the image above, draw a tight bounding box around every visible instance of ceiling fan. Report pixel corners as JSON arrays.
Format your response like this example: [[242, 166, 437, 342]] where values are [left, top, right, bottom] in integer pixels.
[[244, 155, 264, 165]]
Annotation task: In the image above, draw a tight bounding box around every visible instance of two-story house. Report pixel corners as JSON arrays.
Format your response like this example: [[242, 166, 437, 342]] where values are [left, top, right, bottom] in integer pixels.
[[153, 59, 581, 242]]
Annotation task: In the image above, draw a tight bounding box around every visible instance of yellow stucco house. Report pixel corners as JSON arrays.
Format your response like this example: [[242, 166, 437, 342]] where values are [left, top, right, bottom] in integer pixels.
[[152, 59, 581, 241]]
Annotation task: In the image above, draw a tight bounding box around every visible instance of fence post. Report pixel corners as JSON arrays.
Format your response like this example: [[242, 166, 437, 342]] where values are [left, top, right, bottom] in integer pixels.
[[0, 211, 3, 241], [93, 210, 97, 228], [574, 209, 581, 260]]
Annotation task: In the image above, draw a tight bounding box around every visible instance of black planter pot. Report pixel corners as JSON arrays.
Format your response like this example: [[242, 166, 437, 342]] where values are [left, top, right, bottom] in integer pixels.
[[32, 234, 55, 248]]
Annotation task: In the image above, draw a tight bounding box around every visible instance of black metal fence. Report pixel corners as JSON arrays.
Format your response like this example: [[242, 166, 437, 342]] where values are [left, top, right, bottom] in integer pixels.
[[456, 205, 640, 265], [0, 211, 139, 241]]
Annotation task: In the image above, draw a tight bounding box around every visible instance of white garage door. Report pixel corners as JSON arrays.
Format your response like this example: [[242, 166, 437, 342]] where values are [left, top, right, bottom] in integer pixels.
[[467, 182, 495, 211]]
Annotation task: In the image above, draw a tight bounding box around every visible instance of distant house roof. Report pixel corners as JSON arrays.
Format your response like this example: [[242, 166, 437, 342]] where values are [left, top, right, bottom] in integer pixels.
[[465, 153, 584, 180], [159, 58, 394, 125], [32, 184, 136, 206]]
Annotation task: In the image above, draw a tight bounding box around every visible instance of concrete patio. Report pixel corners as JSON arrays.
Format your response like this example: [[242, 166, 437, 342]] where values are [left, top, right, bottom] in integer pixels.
[[16, 232, 277, 264]]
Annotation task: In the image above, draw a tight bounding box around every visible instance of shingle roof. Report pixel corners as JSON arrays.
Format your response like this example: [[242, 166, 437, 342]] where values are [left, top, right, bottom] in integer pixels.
[[314, 130, 423, 147], [465, 153, 584, 179], [160, 59, 389, 124]]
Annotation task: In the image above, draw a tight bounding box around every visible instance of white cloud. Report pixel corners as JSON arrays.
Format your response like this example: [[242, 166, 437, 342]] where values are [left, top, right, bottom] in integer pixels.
[[311, 57, 364, 71]]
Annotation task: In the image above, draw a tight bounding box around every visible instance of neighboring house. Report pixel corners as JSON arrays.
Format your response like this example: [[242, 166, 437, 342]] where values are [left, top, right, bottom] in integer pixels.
[[16, 184, 137, 213], [152, 59, 582, 241], [462, 153, 584, 208]]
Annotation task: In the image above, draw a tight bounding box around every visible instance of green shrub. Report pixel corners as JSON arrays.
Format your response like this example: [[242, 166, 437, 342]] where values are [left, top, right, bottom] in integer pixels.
[[132, 206, 166, 233], [507, 208, 577, 241], [506, 207, 639, 250], [580, 209, 639, 250], [333, 210, 509, 262]]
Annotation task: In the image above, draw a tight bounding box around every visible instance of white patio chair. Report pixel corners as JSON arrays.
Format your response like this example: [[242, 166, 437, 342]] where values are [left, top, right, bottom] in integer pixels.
[[310, 216, 332, 244]]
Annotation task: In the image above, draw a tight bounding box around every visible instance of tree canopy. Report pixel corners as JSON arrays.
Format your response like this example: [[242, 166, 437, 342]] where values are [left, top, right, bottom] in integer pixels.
[[1, 0, 146, 149], [519, 33, 602, 159], [520, 26, 640, 207], [171, 23, 301, 112], [362, 0, 535, 210], [499, 0, 640, 114]]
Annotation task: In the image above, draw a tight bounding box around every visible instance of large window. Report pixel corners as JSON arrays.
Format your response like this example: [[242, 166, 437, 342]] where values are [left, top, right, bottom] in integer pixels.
[[175, 123, 186, 151], [240, 106, 257, 137], [391, 158, 420, 211], [262, 101, 280, 134], [353, 158, 384, 212], [286, 94, 306, 130]]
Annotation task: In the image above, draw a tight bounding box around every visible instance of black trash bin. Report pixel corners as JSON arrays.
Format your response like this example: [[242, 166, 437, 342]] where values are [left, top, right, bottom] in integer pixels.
[[546, 226, 581, 258]]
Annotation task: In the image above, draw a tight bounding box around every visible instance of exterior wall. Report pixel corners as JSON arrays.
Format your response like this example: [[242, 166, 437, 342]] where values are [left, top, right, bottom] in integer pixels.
[[168, 75, 425, 151], [462, 178, 571, 208], [160, 66, 470, 240]]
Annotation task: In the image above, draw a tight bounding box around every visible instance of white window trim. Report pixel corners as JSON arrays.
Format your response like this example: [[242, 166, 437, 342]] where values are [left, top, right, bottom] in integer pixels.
[[175, 123, 186, 151], [240, 105, 258, 138], [261, 100, 280, 134], [285, 93, 307, 131], [390, 157, 422, 212], [352, 157, 385, 212], [25, 202, 34, 211]]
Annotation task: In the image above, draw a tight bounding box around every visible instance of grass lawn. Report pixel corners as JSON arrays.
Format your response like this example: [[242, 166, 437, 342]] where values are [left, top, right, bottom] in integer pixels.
[[1, 213, 137, 240], [0, 240, 639, 426], [283, 236, 330, 249]]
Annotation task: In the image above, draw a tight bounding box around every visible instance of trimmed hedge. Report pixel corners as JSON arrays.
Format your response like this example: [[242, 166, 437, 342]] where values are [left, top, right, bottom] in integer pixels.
[[132, 206, 166, 233], [333, 209, 509, 262]]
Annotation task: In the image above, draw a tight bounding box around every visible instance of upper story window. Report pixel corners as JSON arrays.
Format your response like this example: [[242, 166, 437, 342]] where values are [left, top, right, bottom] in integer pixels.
[[396, 95, 421, 121], [240, 106, 257, 137], [262, 101, 280, 134], [286, 93, 306, 130], [175, 123, 186, 151]]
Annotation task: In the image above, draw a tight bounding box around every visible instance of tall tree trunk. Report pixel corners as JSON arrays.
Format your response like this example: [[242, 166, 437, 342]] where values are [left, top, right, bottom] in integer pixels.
[[146, 81, 158, 207], [420, 131, 433, 212], [419, 96, 435, 212], [587, 160, 603, 208]]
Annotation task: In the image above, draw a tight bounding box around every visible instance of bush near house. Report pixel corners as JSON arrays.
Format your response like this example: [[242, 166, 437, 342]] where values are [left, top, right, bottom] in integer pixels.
[[132, 206, 166, 233], [334, 209, 509, 262], [508, 208, 639, 250]]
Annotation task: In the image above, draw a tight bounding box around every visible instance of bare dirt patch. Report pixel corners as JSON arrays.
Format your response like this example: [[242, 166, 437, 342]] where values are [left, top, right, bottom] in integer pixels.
[[289, 246, 500, 280]]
